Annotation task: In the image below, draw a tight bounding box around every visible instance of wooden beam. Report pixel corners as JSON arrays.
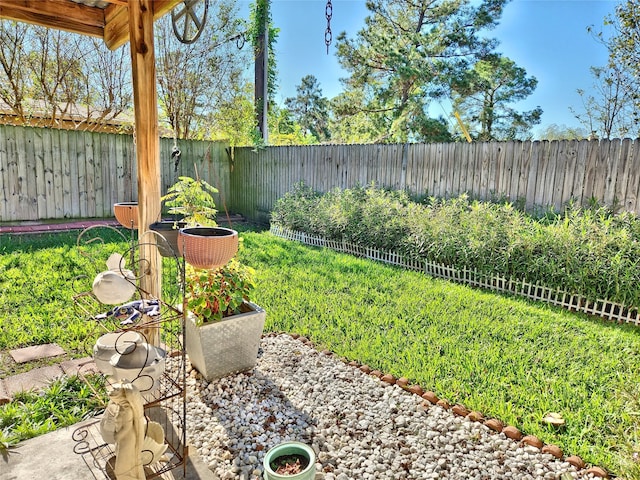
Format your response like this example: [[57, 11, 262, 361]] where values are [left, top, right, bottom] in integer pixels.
[[0, 0, 105, 38], [128, 0, 161, 344], [105, 0, 182, 50], [104, 3, 130, 50], [152, 0, 183, 18], [0, 0, 183, 51]]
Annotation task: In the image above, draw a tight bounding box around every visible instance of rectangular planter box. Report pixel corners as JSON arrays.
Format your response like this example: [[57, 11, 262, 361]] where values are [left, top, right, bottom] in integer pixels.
[[185, 301, 266, 381]]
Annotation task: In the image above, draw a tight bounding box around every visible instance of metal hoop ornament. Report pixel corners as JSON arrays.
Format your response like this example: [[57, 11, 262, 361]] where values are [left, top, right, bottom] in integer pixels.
[[171, 0, 209, 44]]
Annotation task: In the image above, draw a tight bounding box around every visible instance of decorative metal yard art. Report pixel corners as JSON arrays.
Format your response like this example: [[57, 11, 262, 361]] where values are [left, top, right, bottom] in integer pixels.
[[171, 0, 209, 44], [71, 226, 187, 480]]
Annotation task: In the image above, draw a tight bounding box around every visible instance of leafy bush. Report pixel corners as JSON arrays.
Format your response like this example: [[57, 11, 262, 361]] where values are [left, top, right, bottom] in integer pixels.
[[271, 184, 640, 308], [270, 182, 321, 233]]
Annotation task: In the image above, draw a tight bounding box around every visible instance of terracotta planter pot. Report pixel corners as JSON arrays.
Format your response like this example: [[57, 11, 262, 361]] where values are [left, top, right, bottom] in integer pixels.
[[113, 202, 138, 229], [263, 441, 316, 480], [149, 221, 187, 258], [178, 227, 238, 269]]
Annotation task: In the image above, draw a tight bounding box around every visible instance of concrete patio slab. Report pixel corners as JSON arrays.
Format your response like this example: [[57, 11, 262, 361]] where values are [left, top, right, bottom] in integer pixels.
[[0, 418, 216, 480]]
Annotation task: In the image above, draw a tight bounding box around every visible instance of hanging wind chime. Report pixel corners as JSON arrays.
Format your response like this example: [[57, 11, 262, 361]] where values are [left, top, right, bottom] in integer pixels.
[[169, 0, 209, 171]]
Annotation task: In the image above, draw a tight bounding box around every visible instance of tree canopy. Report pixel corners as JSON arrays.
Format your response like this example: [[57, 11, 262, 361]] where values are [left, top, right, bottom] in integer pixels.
[[284, 75, 330, 142], [607, 0, 640, 108], [156, 0, 252, 142], [570, 64, 636, 140], [581, 0, 640, 139], [331, 0, 509, 143], [0, 20, 130, 131], [451, 54, 542, 140]]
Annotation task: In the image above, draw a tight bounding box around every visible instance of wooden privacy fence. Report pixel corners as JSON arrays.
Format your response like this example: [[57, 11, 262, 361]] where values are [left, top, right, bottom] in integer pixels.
[[2, 124, 640, 225], [229, 139, 640, 222], [0, 124, 230, 222]]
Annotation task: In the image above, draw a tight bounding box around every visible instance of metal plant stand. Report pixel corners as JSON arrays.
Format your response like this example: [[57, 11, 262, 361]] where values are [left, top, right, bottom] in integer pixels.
[[71, 226, 188, 480]]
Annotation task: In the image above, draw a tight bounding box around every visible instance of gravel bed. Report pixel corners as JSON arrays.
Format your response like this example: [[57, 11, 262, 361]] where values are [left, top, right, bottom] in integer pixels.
[[185, 334, 599, 480]]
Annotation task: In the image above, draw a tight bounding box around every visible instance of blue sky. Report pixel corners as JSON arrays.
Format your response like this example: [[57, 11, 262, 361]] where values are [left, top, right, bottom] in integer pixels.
[[238, 0, 617, 132]]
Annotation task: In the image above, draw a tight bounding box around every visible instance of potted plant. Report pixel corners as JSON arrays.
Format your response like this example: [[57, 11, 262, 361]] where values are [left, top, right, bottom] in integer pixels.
[[150, 176, 237, 265], [160, 175, 219, 227], [183, 258, 266, 381], [113, 202, 138, 229], [149, 220, 187, 257], [263, 442, 316, 480], [150, 175, 216, 257], [177, 226, 238, 269]]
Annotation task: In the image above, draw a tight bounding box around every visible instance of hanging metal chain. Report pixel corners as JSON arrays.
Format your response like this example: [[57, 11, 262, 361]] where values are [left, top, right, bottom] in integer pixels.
[[325, 0, 333, 54], [171, 129, 181, 173]]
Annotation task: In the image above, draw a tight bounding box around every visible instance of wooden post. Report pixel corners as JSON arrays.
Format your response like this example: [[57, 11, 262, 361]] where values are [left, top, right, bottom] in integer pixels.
[[128, 0, 161, 346], [254, 0, 268, 142]]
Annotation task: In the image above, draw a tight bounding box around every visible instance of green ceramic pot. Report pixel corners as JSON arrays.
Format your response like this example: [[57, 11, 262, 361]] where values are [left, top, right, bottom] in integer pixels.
[[263, 441, 316, 480]]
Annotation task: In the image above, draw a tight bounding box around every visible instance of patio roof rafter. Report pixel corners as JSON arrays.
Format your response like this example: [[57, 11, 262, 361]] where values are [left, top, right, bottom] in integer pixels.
[[0, 0, 181, 50]]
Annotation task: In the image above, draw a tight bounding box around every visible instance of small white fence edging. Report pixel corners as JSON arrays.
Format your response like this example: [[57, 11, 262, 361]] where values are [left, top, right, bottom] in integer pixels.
[[270, 224, 640, 326]]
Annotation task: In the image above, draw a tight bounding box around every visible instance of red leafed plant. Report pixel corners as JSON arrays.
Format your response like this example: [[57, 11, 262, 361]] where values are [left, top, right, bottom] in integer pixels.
[[185, 258, 255, 325]]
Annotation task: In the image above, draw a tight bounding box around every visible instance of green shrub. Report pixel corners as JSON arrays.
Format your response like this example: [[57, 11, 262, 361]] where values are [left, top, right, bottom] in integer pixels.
[[270, 182, 321, 233], [271, 184, 640, 308]]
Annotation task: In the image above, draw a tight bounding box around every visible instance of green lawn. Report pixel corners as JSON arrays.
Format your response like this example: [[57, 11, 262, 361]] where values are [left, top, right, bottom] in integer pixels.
[[1, 227, 639, 475], [239, 230, 640, 476]]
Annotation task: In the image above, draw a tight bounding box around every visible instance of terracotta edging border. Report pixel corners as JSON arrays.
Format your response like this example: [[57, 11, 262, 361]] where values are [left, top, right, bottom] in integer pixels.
[[268, 332, 610, 479]]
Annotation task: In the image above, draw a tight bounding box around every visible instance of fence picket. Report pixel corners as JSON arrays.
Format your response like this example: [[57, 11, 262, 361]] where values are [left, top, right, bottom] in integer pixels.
[[559, 140, 577, 207], [33, 128, 47, 219], [615, 139, 632, 211], [0, 126, 8, 219]]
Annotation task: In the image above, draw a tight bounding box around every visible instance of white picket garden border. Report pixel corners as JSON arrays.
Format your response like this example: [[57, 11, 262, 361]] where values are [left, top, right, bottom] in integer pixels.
[[270, 224, 640, 327]]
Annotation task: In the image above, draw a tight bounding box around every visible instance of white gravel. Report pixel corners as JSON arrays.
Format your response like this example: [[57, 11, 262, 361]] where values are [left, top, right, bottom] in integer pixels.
[[185, 334, 599, 480]]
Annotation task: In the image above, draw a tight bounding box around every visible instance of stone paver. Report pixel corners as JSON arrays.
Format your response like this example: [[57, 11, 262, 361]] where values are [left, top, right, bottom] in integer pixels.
[[3, 365, 65, 395], [1, 359, 98, 400], [10, 343, 65, 363], [0, 378, 10, 404], [60, 357, 98, 376]]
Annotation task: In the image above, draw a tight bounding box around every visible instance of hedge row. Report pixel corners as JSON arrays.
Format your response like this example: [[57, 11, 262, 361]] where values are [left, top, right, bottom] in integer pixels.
[[271, 183, 640, 308]]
